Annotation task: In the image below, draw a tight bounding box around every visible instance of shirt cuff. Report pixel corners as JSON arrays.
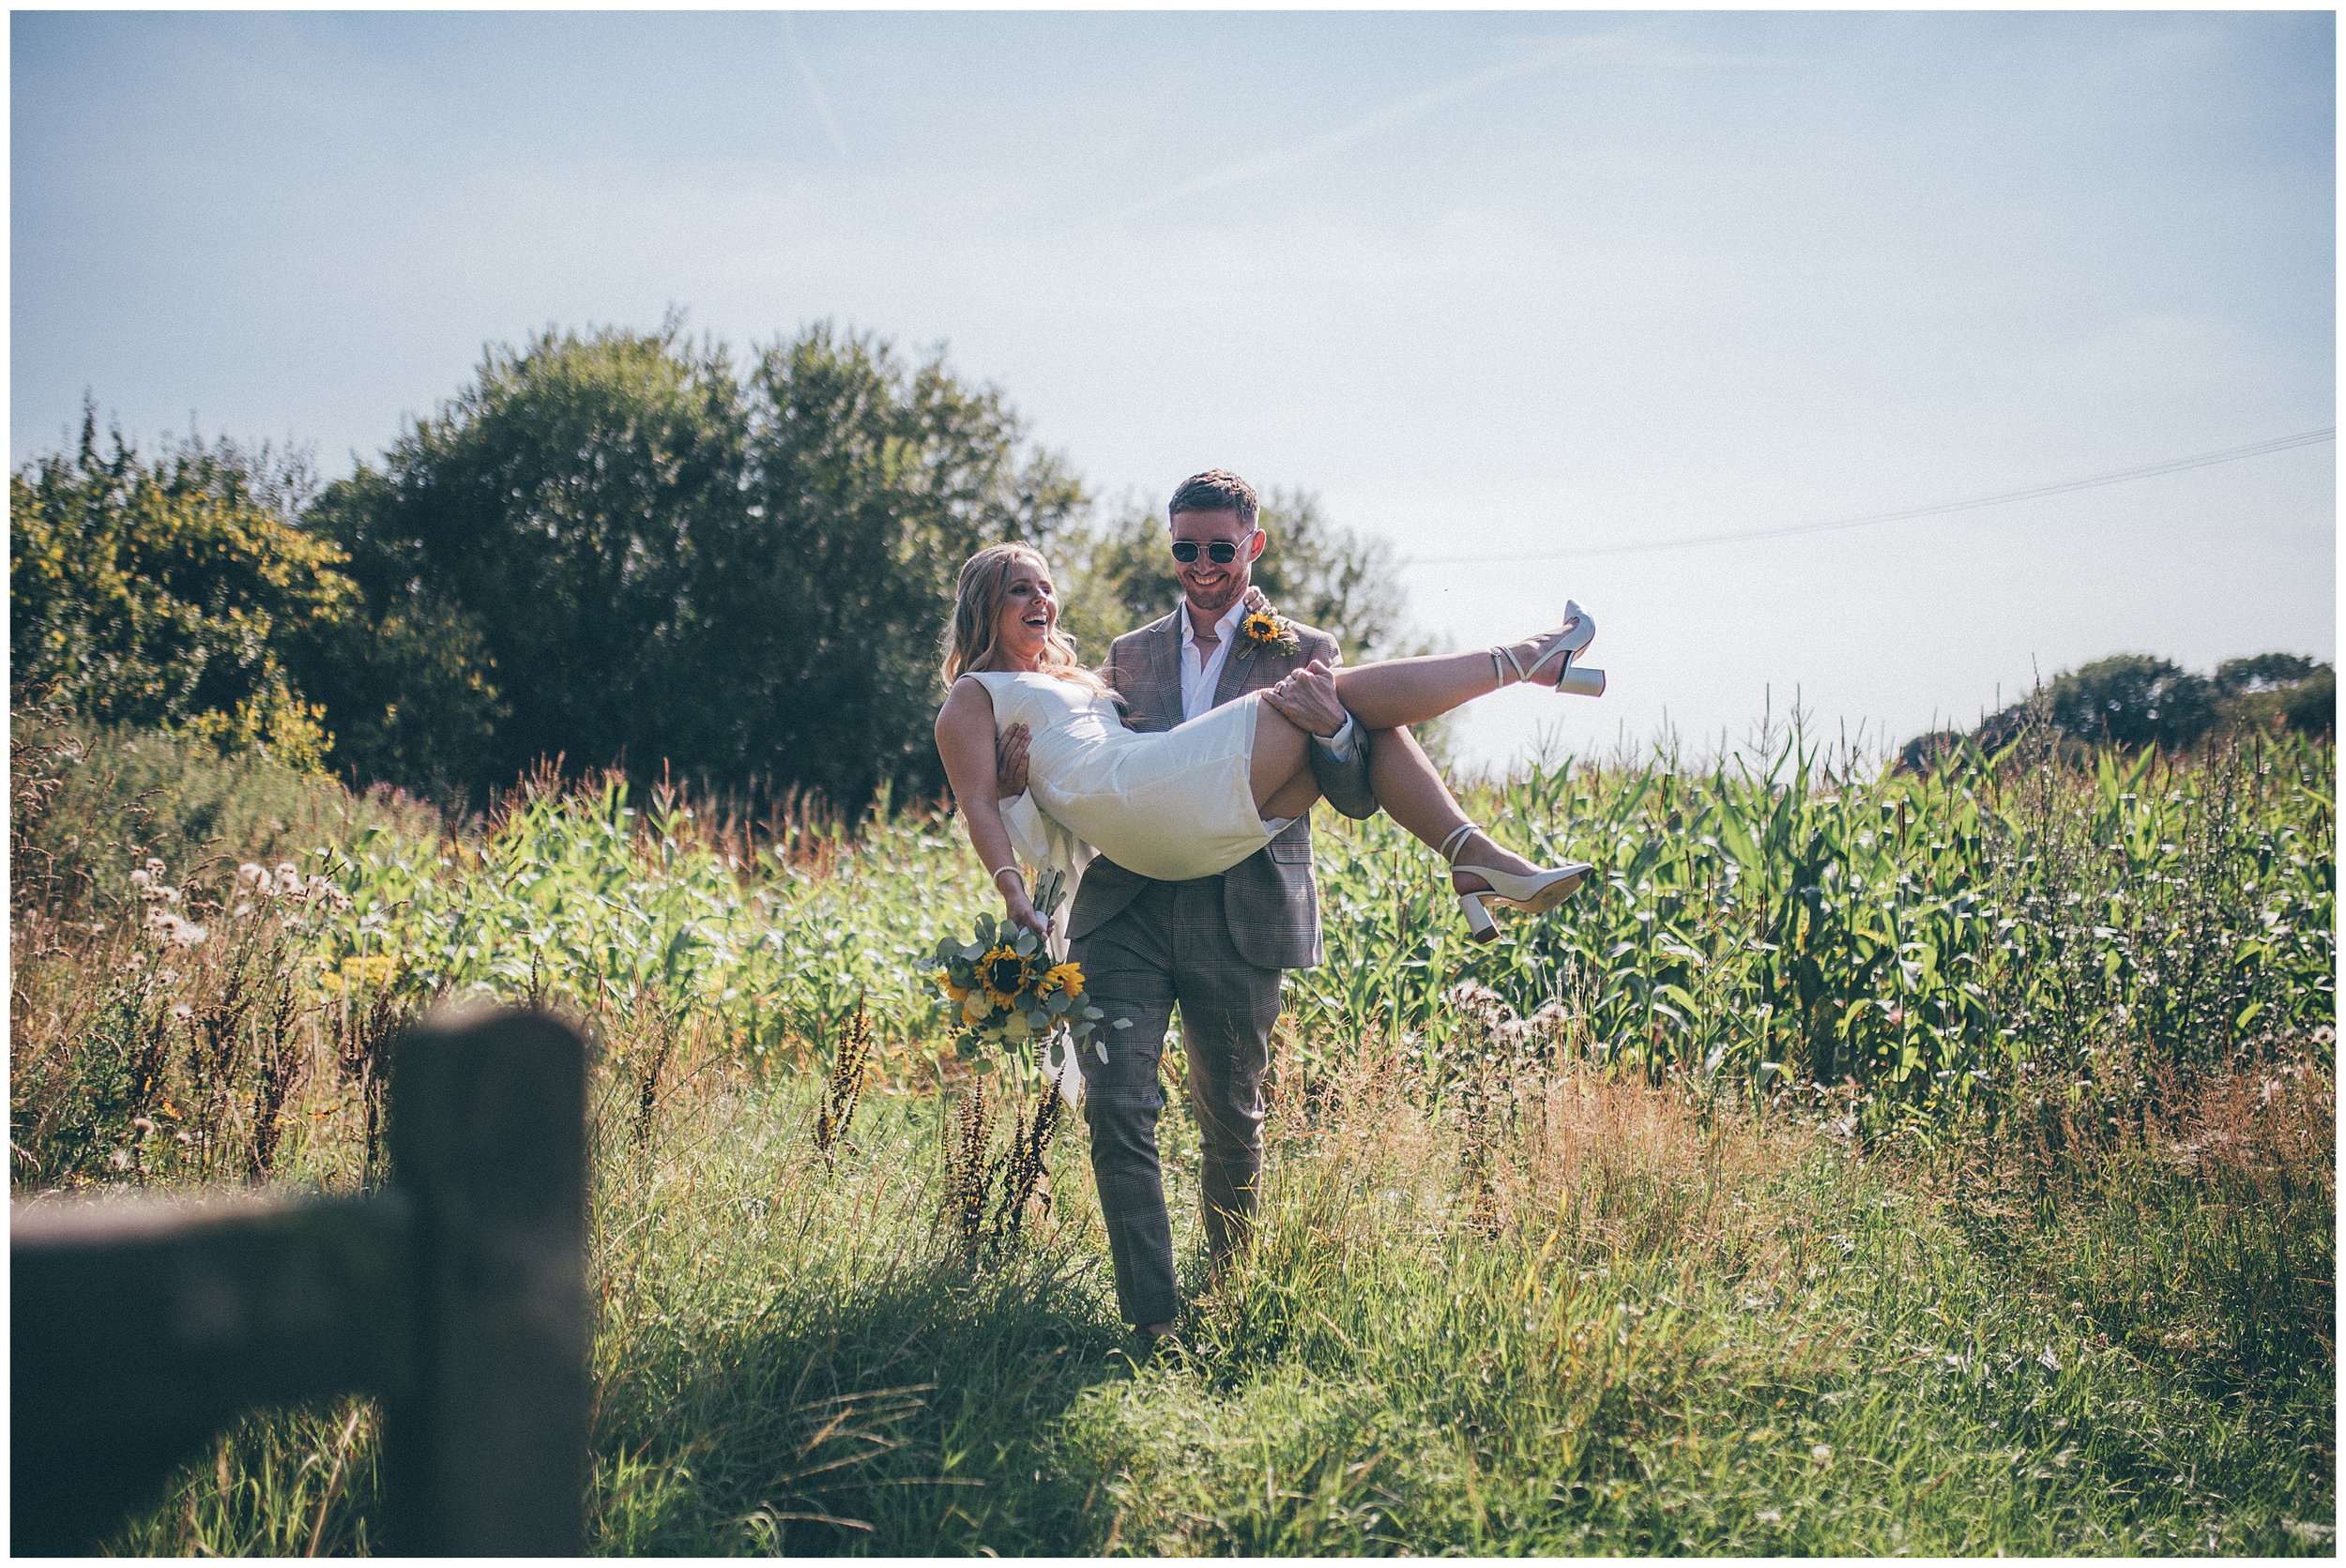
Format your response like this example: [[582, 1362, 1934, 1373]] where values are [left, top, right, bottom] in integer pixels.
[[1312, 713, 1361, 763]]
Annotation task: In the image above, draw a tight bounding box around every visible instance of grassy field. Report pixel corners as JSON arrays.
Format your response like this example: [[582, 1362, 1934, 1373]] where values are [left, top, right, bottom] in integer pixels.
[[8, 718, 2335, 1555]]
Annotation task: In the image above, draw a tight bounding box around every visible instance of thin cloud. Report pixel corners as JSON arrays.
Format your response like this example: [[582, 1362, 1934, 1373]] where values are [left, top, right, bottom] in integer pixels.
[[1104, 40, 1606, 224], [783, 14, 849, 163]]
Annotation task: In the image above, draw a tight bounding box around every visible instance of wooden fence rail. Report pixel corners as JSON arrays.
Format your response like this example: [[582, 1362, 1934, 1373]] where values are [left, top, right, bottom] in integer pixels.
[[12, 1008, 587, 1556]]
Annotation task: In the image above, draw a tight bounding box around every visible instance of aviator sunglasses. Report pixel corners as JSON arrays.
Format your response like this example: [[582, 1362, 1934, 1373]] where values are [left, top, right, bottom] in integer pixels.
[[1170, 535, 1257, 565]]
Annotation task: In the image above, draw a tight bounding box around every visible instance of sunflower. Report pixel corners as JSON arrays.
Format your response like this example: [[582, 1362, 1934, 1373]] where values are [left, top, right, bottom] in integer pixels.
[[1041, 961, 1085, 997], [978, 943, 1041, 1011], [1239, 606, 1302, 655]]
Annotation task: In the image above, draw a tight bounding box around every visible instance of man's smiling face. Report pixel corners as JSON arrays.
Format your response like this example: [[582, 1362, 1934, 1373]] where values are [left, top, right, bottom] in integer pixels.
[[1170, 507, 1264, 623]]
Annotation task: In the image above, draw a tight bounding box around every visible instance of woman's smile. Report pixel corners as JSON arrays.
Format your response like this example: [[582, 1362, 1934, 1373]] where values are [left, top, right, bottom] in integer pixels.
[[995, 563, 1059, 665]]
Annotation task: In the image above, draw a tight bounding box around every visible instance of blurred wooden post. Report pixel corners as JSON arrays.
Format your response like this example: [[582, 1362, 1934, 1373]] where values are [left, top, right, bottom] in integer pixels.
[[10, 1007, 587, 1556], [381, 1008, 587, 1556]]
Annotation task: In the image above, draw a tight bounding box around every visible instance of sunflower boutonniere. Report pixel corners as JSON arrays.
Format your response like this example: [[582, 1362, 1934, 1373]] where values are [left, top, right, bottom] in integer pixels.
[[1237, 593, 1302, 657]]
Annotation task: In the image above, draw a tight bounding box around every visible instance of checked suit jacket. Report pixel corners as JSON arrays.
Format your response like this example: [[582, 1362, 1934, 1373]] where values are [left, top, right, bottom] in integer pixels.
[[1064, 606, 1377, 971]]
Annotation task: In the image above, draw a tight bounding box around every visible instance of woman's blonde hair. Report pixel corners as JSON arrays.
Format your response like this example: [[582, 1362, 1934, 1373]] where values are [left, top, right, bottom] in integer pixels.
[[940, 544, 1104, 693]]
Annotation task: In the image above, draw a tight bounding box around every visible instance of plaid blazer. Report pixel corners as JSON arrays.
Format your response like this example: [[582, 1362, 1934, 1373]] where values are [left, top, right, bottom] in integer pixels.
[[1065, 606, 1366, 970]]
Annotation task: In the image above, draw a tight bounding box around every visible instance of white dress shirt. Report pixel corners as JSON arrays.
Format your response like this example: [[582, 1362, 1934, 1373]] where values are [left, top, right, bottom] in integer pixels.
[[1178, 598, 1359, 761], [1178, 599, 1247, 723]]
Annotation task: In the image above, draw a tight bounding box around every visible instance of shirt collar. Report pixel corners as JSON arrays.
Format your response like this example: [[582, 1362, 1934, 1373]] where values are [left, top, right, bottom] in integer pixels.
[[1179, 597, 1248, 649]]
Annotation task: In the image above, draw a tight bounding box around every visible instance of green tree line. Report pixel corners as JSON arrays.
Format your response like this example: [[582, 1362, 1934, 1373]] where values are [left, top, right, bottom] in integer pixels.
[[1899, 650, 2334, 770], [13, 321, 1416, 810]]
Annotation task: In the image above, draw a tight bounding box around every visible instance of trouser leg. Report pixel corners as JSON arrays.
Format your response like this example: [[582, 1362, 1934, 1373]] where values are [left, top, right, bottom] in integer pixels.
[[1071, 887, 1179, 1329], [1169, 879, 1284, 1270]]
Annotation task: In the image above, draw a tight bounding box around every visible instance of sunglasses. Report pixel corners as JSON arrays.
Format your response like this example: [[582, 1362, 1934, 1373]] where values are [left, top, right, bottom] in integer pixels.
[[1171, 537, 1252, 565]]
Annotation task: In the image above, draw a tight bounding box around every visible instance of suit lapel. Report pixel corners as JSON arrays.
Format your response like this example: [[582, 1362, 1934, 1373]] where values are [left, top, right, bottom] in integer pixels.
[[1212, 625, 1258, 709], [1143, 613, 1182, 732]]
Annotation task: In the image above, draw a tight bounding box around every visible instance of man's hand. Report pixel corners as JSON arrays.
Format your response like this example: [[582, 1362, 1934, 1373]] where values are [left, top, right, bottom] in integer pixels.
[[995, 722, 1031, 799], [1261, 659, 1347, 738]]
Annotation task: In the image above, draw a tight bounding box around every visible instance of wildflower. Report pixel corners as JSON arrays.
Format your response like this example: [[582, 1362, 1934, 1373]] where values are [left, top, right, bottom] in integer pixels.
[[131, 1117, 155, 1134], [108, 1149, 132, 1171], [169, 1004, 192, 1021], [129, 868, 151, 890], [1810, 1443, 1833, 1464], [237, 861, 267, 889]]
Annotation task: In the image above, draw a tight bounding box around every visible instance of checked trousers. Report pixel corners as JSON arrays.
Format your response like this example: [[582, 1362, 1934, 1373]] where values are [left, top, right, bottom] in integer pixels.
[[1070, 874, 1284, 1330]]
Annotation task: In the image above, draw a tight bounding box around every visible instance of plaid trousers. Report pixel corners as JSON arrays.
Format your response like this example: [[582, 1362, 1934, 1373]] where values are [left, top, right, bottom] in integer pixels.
[[1070, 873, 1283, 1330]]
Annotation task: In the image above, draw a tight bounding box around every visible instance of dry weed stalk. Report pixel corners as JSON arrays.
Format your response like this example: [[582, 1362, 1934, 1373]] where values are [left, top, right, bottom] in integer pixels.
[[941, 1079, 997, 1262], [986, 1088, 1062, 1253], [812, 1005, 876, 1172], [334, 980, 415, 1181], [625, 990, 692, 1152], [243, 961, 307, 1183]]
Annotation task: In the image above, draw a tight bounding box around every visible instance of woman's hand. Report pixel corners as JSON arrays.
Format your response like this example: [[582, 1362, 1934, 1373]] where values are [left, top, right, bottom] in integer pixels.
[[1001, 881, 1051, 940]]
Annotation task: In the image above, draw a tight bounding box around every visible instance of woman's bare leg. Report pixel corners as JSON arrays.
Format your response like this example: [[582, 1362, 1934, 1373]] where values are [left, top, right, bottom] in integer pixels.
[[1248, 702, 1557, 888], [1364, 726, 1545, 890], [1247, 700, 1320, 816], [1327, 620, 1579, 731]]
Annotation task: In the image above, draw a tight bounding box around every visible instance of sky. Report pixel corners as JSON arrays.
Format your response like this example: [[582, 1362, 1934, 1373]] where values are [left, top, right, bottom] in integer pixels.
[[11, 9, 2336, 772]]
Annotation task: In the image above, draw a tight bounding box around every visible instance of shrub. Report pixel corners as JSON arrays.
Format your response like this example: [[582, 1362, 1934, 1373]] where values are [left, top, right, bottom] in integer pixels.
[[10, 407, 353, 770]]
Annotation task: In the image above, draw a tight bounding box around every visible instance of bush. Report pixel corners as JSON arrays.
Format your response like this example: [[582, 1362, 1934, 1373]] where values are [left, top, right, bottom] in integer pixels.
[[10, 407, 353, 771]]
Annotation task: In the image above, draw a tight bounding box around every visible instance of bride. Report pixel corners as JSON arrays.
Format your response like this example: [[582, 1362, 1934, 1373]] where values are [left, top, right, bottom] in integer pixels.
[[934, 543, 1602, 950]]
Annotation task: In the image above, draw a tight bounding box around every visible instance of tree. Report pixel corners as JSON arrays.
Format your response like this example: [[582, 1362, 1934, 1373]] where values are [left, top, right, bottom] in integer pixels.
[[1955, 649, 2332, 759], [2214, 653, 2334, 738], [688, 324, 1087, 806], [10, 406, 352, 769], [306, 321, 744, 800], [309, 321, 1085, 809]]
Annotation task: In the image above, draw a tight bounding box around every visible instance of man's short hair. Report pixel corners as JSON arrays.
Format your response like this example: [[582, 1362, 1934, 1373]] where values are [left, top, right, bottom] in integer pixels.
[[1167, 469, 1258, 529]]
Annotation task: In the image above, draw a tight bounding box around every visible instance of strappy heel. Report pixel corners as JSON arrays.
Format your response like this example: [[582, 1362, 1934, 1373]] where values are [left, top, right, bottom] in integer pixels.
[[1491, 600, 1606, 697], [1440, 821, 1594, 943]]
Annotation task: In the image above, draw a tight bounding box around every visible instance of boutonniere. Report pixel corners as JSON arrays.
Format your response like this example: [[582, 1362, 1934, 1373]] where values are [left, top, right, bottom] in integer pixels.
[[1237, 591, 1301, 657]]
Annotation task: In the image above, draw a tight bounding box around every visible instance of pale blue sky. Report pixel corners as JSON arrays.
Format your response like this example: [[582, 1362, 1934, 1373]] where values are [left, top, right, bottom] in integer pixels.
[[12, 10, 2335, 769]]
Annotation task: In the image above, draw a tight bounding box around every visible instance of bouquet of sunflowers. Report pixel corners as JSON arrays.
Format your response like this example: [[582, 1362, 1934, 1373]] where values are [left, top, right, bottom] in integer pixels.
[[930, 869, 1116, 1073]]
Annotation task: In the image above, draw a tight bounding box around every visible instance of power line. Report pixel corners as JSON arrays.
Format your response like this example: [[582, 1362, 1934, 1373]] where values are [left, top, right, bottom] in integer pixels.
[[1399, 427, 2336, 567]]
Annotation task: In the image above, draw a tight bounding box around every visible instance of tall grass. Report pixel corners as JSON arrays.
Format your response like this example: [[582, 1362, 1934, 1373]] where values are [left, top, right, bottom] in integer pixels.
[[101, 1041, 2334, 1556]]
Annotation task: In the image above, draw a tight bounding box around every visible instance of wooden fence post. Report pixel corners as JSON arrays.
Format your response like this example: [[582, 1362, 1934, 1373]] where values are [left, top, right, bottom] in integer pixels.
[[381, 1007, 588, 1556], [11, 1006, 587, 1556]]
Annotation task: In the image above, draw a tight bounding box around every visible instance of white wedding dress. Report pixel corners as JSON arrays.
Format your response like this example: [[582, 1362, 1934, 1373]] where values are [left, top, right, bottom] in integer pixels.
[[961, 669, 1284, 1108], [961, 670, 1279, 924]]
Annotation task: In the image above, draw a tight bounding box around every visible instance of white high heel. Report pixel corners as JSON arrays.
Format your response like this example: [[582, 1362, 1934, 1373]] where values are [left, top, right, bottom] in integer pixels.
[[1440, 822, 1594, 943], [1492, 600, 1606, 697]]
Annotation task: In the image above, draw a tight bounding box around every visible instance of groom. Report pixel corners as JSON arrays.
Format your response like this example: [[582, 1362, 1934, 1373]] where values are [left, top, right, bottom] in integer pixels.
[[998, 468, 1379, 1342]]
